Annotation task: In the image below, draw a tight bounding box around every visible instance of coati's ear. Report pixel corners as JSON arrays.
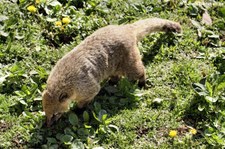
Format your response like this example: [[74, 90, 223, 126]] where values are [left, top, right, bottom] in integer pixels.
[[59, 92, 68, 103]]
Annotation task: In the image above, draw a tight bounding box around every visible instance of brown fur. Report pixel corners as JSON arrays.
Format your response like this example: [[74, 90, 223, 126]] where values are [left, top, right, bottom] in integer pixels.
[[42, 18, 181, 126]]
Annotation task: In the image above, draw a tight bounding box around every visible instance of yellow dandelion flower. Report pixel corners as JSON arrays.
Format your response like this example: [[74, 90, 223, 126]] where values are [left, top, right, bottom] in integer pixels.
[[60, 26, 64, 31], [169, 130, 177, 138], [35, 0, 40, 4], [27, 5, 37, 13], [62, 17, 71, 24], [55, 21, 62, 27], [189, 128, 197, 135]]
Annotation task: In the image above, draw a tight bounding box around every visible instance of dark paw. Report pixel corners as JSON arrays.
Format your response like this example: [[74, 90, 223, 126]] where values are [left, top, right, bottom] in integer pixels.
[[138, 80, 146, 89], [108, 76, 120, 85]]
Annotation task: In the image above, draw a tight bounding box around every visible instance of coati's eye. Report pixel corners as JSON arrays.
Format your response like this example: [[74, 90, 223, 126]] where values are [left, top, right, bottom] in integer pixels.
[[59, 93, 68, 102]]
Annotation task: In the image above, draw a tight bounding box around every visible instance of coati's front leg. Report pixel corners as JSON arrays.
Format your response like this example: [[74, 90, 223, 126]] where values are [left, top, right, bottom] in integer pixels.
[[124, 47, 146, 88], [126, 61, 146, 88], [76, 81, 101, 108], [108, 76, 121, 85]]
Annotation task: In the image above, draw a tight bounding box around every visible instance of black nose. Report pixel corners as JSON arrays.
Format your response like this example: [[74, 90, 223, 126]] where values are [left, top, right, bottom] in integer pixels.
[[46, 116, 54, 127]]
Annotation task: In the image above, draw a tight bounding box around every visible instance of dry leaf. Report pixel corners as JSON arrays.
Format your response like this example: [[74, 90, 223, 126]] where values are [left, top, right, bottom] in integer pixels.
[[202, 10, 212, 26]]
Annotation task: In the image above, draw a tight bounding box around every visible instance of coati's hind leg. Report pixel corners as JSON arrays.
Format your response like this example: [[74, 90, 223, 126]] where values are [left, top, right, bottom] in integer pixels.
[[124, 46, 146, 88]]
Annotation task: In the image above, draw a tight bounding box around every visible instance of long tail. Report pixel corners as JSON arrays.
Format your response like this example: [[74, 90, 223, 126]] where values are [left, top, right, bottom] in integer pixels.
[[130, 18, 182, 41]]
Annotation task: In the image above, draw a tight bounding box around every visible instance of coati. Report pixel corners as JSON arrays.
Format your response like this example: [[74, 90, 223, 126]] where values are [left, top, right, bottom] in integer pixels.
[[42, 18, 181, 127]]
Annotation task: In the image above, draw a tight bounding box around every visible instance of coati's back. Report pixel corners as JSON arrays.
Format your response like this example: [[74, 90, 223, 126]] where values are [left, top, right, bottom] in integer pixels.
[[47, 25, 133, 88]]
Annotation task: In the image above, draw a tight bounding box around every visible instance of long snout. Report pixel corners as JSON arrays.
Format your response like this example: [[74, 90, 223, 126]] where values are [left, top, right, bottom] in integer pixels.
[[46, 113, 63, 127]]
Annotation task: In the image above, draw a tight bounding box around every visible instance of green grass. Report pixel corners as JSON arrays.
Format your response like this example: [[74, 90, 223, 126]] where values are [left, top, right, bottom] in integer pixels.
[[0, 0, 225, 148]]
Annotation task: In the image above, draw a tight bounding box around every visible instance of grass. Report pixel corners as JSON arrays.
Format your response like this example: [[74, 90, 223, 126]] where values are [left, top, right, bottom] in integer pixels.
[[0, 0, 225, 148]]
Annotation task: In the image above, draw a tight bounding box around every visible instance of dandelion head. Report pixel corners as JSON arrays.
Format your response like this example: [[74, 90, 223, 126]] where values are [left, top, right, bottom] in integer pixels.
[[62, 17, 71, 24], [27, 5, 37, 13], [169, 130, 177, 138], [35, 0, 40, 4], [55, 21, 62, 27], [189, 128, 197, 135]]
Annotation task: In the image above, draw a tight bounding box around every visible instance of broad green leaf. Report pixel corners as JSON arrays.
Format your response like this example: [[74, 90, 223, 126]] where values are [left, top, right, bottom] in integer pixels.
[[193, 83, 206, 91], [108, 124, 119, 132], [15, 35, 24, 40], [83, 111, 89, 122], [203, 30, 214, 35], [19, 0, 26, 3], [92, 111, 101, 123], [49, 144, 59, 149], [0, 15, 8, 22], [104, 119, 111, 125], [0, 52, 4, 58], [19, 99, 28, 106], [0, 75, 7, 84], [56, 133, 63, 140], [47, 137, 57, 144], [69, 113, 78, 126], [88, 1, 97, 7], [94, 102, 101, 113], [190, 19, 202, 29], [77, 128, 89, 136], [205, 96, 218, 103], [21, 85, 30, 95], [101, 114, 107, 122], [46, 18, 57, 22], [153, 98, 163, 104], [60, 134, 73, 143], [0, 30, 9, 37], [215, 20, 225, 30], [208, 34, 219, 39], [188, 4, 199, 16], [71, 140, 84, 149], [216, 75, 225, 91], [93, 147, 104, 149], [193, 83, 207, 95], [44, 7, 51, 15], [205, 81, 213, 96], [49, 0, 62, 7], [84, 124, 92, 129], [204, 127, 214, 136], [64, 127, 76, 136], [33, 97, 42, 101], [98, 110, 107, 122], [198, 104, 205, 111], [217, 82, 225, 92], [15, 91, 26, 97]]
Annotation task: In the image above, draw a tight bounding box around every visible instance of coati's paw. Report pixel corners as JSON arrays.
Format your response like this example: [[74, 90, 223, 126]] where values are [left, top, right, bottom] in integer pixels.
[[163, 22, 182, 33], [108, 76, 120, 85], [138, 80, 146, 88]]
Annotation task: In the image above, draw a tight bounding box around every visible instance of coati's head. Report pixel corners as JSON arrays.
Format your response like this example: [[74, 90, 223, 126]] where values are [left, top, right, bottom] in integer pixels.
[[42, 89, 74, 127]]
